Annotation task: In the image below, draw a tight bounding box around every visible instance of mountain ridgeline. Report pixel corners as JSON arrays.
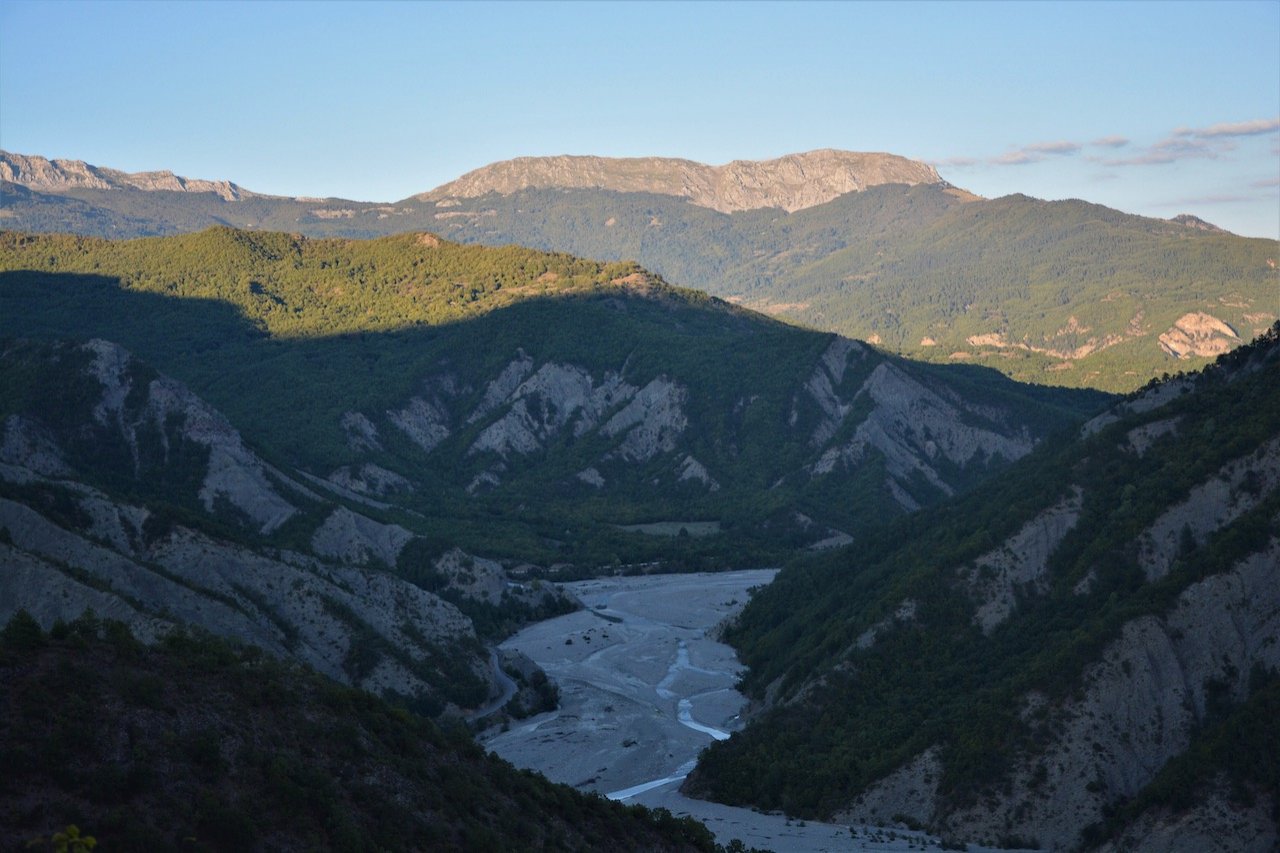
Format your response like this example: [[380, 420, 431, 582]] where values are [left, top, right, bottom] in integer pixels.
[[685, 326, 1280, 852], [3, 148, 1274, 391], [0, 228, 1105, 574]]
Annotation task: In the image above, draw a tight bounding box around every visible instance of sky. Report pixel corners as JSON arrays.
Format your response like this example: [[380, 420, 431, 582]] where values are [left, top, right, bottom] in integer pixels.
[[2, 0, 1278, 238]]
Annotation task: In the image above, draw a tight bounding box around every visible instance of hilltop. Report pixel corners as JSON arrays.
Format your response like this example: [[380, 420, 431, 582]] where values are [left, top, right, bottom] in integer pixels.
[[0, 151, 259, 202]]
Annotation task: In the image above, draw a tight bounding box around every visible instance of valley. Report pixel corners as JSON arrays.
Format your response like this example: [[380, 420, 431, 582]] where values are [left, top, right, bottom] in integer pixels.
[[0, 149, 1275, 852], [483, 570, 1022, 853]]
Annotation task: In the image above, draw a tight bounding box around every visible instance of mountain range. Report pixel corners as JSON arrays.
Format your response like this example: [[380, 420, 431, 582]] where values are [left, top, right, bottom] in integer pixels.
[[4, 148, 1274, 391], [2, 147, 1277, 851]]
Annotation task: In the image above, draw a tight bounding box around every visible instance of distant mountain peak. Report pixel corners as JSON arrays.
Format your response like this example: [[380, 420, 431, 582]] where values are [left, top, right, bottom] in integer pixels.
[[0, 150, 261, 201], [416, 150, 944, 213]]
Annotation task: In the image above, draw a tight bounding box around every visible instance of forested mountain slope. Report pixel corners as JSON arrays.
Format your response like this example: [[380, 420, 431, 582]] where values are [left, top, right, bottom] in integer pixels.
[[4, 149, 1272, 392], [0, 229, 1105, 569], [417, 184, 1278, 392], [686, 326, 1280, 851], [0, 614, 719, 852]]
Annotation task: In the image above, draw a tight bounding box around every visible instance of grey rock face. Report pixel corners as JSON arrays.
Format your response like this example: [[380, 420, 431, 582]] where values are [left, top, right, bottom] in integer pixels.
[[1137, 437, 1280, 581], [838, 538, 1280, 851], [962, 489, 1083, 634], [310, 507, 415, 568], [1, 150, 258, 201], [804, 344, 1035, 506], [0, 340, 515, 712]]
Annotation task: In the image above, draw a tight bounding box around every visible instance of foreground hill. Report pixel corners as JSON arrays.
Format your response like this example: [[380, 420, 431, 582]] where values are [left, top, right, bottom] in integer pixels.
[[4, 150, 1273, 391], [0, 229, 1105, 569], [0, 614, 718, 852], [685, 326, 1280, 851]]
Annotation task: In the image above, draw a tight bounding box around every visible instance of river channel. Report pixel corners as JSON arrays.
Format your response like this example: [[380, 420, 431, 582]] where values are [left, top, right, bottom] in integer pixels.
[[482, 570, 980, 852]]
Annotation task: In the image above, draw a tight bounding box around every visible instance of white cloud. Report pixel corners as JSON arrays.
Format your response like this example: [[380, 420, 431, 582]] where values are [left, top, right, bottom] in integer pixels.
[[991, 150, 1043, 166], [1024, 140, 1082, 155], [1174, 117, 1280, 139], [990, 139, 1081, 166], [1103, 136, 1230, 166], [1090, 135, 1129, 148]]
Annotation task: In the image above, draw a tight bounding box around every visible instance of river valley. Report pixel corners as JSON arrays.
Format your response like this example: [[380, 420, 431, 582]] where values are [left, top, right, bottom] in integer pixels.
[[482, 570, 1005, 852]]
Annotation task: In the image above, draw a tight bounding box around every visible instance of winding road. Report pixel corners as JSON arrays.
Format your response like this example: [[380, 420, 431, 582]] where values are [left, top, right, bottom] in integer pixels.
[[467, 648, 520, 721]]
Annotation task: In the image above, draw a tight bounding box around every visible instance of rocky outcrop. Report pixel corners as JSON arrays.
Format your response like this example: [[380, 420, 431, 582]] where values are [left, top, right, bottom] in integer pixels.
[[1169, 214, 1229, 234], [418, 150, 943, 213], [341, 411, 383, 452], [677, 455, 720, 491], [310, 507, 415, 568], [470, 362, 638, 458], [1159, 312, 1240, 359], [962, 488, 1083, 634], [0, 465, 492, 711], [327, 463, 413, 497], [388, 395, 452, 453], [840, 540, 1280, 851], [0, 150, 259, 201], [1, 415, 71, 477], [806, 354, 1035, 506], [0, 340, 530, 712], [83, 339, 301, 534], [336, 335, 1055, 511], [1137, 436, 1280, 581], [601, 377, 687, 462]]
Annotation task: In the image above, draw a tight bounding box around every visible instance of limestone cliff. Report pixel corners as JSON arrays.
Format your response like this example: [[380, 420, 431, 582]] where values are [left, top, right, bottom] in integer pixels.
[[417, 150, 944, 213], [0, 150, 261, 201]]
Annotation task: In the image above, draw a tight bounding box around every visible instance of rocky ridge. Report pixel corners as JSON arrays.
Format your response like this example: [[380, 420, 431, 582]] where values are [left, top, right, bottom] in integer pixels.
[[339, 335, 1057, 520], [416, 150, 944, 213], [0, 150, 261, 201]]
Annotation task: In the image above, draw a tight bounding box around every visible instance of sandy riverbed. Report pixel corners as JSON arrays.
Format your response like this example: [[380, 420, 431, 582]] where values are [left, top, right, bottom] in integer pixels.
[[482, 570, 1017, 852]]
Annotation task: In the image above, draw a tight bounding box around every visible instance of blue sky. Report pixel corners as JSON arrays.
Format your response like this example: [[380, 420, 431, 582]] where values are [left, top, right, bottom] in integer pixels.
[[2, 0, 1278, 237]]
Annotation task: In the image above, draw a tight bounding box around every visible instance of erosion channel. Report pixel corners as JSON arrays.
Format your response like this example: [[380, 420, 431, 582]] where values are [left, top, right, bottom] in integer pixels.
[[482, 570, 970, 852]]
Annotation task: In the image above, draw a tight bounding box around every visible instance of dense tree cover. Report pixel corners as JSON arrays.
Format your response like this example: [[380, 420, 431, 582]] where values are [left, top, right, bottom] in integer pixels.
[[0, 228, 1103, 571], [7, 180, 1272, 392], [686, 327, 1280, 818], [0, 612, 721, 852], [419, 186, 1277, 393]]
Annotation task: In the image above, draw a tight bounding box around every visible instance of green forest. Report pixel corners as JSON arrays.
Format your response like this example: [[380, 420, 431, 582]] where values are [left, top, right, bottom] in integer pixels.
[[8, 179, 1273, 392], [0, 611, 721, 852], [0, 228, 1103, 571]]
